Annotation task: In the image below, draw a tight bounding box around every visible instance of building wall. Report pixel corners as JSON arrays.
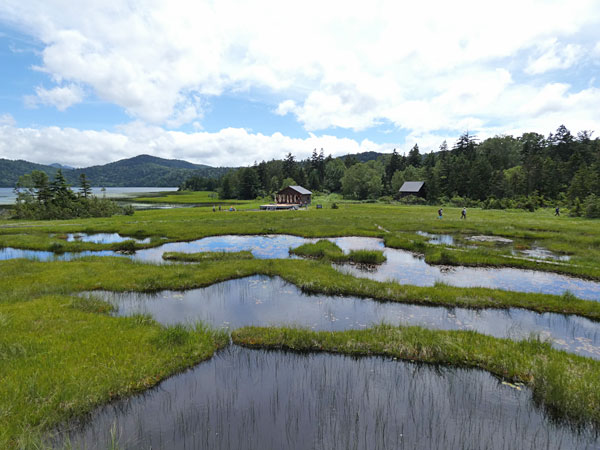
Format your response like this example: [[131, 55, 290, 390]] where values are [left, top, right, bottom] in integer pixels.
[[276, 188, 311, 204]]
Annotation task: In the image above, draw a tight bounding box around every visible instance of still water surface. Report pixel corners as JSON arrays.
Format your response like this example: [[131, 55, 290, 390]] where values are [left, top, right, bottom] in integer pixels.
[[61, 347, 599, 450], [2, 235, 599, 300], [87, 275, 600, 359]]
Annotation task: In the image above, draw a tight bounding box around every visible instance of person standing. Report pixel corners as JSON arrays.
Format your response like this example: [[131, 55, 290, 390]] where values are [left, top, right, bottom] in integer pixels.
[[461, 208, 467, 219], [555, 206, 560, 216], [438, 208, 443, 219]]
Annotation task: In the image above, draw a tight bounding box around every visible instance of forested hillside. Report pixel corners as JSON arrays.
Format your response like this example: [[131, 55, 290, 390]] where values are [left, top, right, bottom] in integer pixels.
[[0, 154, 230, 187]]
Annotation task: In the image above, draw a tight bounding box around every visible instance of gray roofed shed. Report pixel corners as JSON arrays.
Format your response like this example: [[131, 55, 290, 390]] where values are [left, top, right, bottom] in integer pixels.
[[399, 181, 426, 197], [275, 185, 312, 205]]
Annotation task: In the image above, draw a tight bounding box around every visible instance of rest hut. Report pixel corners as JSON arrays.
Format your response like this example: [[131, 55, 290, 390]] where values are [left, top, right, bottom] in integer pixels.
[[276, 185, 312, 206], [399, 181, 426, 198]]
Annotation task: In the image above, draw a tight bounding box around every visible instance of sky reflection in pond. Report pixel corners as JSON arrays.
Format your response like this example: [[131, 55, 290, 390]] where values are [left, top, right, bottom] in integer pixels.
[[87, 275, 600, 359]]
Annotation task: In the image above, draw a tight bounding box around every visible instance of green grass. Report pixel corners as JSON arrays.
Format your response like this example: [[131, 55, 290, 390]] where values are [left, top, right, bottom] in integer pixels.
[[290, 240, 386, 264], [133, 190, 241, 204], [0, 295, 228, 448], [232, 324, 600, 428], [162, 250, 254, 262]]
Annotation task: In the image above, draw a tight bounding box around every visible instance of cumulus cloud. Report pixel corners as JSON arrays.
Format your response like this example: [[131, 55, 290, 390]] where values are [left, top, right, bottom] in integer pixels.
[[0, 114, 16, 126], [24, 84, 84, 111], [525, 40, 583, 75], [1, 0, 599, 134]]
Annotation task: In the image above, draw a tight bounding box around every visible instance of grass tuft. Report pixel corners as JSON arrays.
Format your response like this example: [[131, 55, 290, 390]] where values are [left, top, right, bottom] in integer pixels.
[[290, 240, 385, 265], [162, 250, 254, 262]]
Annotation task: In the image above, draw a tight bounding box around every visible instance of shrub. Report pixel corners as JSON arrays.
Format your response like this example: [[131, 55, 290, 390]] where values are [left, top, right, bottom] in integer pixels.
[[584, 194, 600, 219]]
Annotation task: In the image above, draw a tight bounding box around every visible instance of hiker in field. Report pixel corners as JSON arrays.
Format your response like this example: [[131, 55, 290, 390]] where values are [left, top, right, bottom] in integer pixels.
[[461, 207, 467, 219], [438, 208, 443, 219], [212, 205, 216, 212], [555, 206, 560, 216]]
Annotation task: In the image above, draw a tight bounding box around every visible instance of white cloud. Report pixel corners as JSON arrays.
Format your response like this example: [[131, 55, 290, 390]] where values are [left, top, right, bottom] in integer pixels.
[[24, 84, 84, 111], [525, 39, 583, 75], [1, 0, 599, 134], [0, 123, 394, 168], [0, 114, 16, 126]]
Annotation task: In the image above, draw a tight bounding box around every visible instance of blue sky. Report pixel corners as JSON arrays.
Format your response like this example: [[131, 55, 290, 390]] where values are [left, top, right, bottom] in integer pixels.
[[0, 0, 599, 167]]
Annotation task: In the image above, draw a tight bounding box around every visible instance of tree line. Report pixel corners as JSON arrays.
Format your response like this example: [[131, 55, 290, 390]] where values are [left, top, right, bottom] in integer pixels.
[[180, 125, 600, 216], [13, 170, 132, 220]]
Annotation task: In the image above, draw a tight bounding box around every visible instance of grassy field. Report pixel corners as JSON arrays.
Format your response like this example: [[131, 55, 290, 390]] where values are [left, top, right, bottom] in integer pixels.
[[232, 324, 600, 428], [133, 190, 245, 205], [1, 199, 599, 446]]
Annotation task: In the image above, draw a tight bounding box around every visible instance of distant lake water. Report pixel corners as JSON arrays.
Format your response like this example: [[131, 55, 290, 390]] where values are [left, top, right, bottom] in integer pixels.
[[0, 187, 178, 205]]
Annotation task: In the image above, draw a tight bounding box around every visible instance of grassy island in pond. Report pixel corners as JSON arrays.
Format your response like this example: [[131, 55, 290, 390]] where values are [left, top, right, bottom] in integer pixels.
[[162, 250, 254, 262], [290, 239, 386, 264]]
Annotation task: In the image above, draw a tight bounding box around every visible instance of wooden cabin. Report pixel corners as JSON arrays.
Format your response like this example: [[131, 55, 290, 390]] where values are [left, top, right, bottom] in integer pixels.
[[276, 185, 312, 206], [399, 181, 426, 198]]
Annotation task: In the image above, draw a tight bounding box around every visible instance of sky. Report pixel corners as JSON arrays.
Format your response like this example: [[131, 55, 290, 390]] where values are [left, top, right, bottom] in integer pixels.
[[1, 0, 600, 168]]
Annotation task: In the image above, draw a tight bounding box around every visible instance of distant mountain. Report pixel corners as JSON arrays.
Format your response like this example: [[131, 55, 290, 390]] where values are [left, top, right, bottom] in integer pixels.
[[339, 151, 385, 163], [0, 159, 60, 188], [0, 154, 232, 188], [49, 163, 74, 170]]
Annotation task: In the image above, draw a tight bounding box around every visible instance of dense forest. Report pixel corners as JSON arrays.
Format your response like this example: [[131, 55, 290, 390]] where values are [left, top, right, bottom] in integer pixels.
[[180, 125, 600, 217]]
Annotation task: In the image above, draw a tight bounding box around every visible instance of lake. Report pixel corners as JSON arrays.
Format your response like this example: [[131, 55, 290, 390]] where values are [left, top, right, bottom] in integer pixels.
[[0, 187, 178, 205]]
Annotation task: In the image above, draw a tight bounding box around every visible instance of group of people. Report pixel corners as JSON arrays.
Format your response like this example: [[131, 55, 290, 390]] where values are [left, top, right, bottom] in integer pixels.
[[437, 208, 467, 220]]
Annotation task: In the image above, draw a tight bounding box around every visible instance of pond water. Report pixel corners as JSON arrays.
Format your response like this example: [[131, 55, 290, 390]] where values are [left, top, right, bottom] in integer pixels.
[[2, 235, 599, 300], [86, 275, 600, 359], [64, 233, 152, 244], [415, 231, 570, 261], [416, 230, 456, 245], [59, 346, 599, 450], [515, 247, 571, 262], [330, 237, 600, 301]]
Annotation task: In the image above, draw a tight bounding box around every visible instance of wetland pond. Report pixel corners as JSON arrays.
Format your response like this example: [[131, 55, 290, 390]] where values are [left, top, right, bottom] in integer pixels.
[[2, 234, 599, 300], [61, 346, 599, 450], [47, 237, 600, 449], [87, 275, 600, 359]]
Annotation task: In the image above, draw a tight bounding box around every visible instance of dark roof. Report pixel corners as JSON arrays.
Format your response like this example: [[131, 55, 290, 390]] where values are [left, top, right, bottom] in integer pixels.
[[279, 185, 312, 195], [399, 181, 425, 193]]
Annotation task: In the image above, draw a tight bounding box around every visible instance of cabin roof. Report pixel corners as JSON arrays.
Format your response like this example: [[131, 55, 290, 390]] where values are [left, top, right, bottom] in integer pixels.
[[399, 181, 425, 193], [279, 185, 312, 195]]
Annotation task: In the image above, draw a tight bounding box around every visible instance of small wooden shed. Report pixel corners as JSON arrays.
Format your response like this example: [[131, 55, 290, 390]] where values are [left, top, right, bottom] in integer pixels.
[[276, 185, 312, 205], [399, 181, 426, 198]]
